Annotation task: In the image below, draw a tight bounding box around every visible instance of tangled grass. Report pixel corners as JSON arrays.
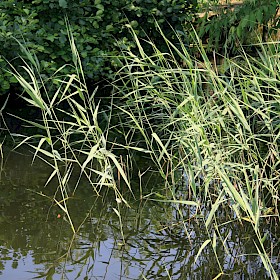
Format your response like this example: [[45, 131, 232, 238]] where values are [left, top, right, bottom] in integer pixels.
[[8, 25, 279, 278]]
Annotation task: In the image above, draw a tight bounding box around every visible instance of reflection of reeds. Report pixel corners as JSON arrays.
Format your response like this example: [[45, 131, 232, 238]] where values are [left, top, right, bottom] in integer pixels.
[[7, 22, 279, 279]]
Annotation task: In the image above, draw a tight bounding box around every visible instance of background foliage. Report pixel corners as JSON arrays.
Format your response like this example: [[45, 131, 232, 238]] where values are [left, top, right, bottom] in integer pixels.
[[198, 0, 280, 53], [0, 0, 197, 94]]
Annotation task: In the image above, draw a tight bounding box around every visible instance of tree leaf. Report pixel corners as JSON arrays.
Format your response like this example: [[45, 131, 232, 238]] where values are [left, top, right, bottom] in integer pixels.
[[59, 0, 67, 8]]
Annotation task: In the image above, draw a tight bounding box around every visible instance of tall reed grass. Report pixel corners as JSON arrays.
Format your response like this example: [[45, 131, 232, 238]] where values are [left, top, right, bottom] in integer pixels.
[[8, 24, 279, 278], [112, 27, 279, 278], [8, 24, 131, 234]]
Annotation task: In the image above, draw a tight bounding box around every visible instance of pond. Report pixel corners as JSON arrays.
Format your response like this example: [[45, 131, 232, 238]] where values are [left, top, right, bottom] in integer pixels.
[[0, 147, 278, 279]]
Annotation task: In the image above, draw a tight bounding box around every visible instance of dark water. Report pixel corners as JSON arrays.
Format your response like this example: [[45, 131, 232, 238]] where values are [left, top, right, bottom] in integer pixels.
[[0, 147, 279, 279]]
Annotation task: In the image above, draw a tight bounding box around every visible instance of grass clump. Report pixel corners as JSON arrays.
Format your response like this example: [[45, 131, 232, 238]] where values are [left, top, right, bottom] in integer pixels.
[[8, 28, 131, 234], [112, 28, 279, 278], [7, 25, 279, 278]]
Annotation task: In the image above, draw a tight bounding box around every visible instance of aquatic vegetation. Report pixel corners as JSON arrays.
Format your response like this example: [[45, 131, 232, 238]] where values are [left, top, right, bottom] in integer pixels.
[[7, 26, 279, 279], [8, 26, 131, 234], [112, 27, 280, 279]]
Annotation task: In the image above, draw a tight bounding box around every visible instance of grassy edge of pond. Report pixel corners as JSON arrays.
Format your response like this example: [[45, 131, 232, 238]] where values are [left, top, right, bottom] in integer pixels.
[[5, 26, 280, 279]]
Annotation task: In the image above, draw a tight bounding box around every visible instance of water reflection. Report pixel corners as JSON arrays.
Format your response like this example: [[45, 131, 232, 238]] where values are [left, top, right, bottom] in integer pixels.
[[0, 148, 279, 279]]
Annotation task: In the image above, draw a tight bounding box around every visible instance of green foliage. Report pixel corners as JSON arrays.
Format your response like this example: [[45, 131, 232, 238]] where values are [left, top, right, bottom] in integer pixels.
[[112, 30, 279, 278], [6, 25, 280, 278], [198, 0, 279, 52], [0, 0, 197, 94]]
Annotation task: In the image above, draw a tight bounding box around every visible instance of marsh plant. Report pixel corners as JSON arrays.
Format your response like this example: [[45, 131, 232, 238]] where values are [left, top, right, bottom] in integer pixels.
[[9, 26, 279, 278], [9, 26, 131, 234], [112, 27, 279, 278]]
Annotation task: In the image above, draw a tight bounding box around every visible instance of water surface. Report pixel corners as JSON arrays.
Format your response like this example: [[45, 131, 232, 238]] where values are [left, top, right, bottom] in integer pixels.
[[0, 148, 278, 279]]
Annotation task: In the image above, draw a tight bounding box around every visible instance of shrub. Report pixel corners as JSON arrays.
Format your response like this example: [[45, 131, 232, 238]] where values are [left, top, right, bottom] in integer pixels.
[[0, 0, 197, 94], [197, 0, 279, 53]]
